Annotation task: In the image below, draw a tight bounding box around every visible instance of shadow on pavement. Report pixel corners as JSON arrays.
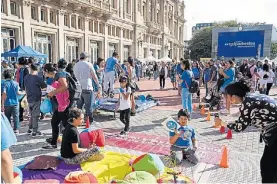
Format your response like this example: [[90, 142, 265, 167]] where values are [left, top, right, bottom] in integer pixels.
[[200, 130, 221, 136]]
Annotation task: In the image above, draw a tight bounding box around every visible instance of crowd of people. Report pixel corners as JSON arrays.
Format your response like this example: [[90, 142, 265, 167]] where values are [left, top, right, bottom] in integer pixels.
[[1, 54, 277, 183]]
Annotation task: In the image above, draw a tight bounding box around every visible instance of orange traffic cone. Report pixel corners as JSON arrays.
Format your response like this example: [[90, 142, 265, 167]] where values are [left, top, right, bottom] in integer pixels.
[[206, 111, 211, 121], [219, 146, 229, 168], [214, 117, 221, 128], [85, 116, 90, 129], [220, 126, 225, 134], [226, 129, 232, 139], [200, 106, 205, 115]]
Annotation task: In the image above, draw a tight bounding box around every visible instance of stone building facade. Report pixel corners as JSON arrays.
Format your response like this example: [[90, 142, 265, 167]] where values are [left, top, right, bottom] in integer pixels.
[[1, 0, 185, 63]]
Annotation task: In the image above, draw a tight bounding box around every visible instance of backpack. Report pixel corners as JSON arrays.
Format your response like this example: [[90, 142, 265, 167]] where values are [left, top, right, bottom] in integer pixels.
[[66, 73, 82, 101], [245, 65, 255, 79], [189, 80, 199, 93], [160, 67, 165, 76], [19, 66, 29, 89]]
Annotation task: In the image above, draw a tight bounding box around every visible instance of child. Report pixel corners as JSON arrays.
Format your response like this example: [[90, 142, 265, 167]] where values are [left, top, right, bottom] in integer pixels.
[[169, 109, 199, 165], [116, 76, 131, 135], [24, 64, 47, 136], [1, 70, 21, 135], [61, 108, 104, 164]]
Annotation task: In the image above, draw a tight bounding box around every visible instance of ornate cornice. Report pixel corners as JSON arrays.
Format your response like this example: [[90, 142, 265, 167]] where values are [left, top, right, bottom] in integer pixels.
[[22, 0, 31, 6], [60, 0, 69, 8], [57, 9, 66, 15]]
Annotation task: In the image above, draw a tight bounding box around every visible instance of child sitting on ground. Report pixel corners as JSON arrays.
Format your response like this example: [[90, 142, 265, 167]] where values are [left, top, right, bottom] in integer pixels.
[[116, 76, 131, 135], [61, 108, 104, 165], [169, 109, 199, 165]]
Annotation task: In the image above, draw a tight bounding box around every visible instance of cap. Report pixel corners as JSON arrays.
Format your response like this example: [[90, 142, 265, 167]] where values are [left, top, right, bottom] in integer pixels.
[[2, 59, 8, 64], [80, 52, 90, 58], [119, 76, 128, 83]]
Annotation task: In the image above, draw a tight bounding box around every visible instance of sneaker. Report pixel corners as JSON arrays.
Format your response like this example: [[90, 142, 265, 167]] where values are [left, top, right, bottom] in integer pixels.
[[32, 131, 43, 137], [42, 144, 57, 149], [130, 112, 136, 116], [120, 131, 126, 135], [102, 91, 108, 98], [46, 137, 52, 144], [14, 130, 19, 135], [27, 129, 32, 135], [40, 114, 45, 120]]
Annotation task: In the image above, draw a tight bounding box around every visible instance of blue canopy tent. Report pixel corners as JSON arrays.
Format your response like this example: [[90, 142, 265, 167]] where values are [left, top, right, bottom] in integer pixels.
[[1, 45, 48, 58]]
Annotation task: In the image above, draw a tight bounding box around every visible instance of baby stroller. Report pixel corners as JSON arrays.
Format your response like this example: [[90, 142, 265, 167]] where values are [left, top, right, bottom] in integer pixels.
[[202, 78, 224, 110]]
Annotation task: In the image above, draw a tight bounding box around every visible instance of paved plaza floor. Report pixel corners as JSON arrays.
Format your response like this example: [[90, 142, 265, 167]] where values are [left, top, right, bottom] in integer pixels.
[[11, 78, 277, 183]]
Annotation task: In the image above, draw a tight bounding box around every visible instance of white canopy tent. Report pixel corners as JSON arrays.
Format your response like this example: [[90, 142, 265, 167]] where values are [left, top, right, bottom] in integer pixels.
[[157, 56, 172, 62], [144, 55, 156, 62]]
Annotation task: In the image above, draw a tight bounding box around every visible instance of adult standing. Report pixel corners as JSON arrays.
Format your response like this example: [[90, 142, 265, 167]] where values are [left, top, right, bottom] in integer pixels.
[[170, 59, 177, 90], [74, 52, 100, 124], [1, 60, 10, 78], [224, 79, 277, 183], [219, 60, 235, 114], [191, 61, 201, 98], [127, 58, 137, 116], [203, 62, 212, 96], [159, 61, 168, 89], [94, 58, 105, 92], [258, 64, 275, 95], [176, 60, 184, 96], [43, 60, 71, 149], [153, 62, 159, 80], [103, 52, 123, 96], [247, 59, 260, 91], [208, 59, 219, 90], [177, 60, 193, 116]]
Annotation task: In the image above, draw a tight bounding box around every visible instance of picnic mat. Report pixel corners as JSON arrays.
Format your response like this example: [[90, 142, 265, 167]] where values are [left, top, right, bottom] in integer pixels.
[[105, 132, 225, 165], [21, 160, 82, 183]]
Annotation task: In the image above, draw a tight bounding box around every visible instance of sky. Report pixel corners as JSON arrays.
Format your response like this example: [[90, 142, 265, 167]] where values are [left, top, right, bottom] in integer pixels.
[[184, 0, 277, 39]]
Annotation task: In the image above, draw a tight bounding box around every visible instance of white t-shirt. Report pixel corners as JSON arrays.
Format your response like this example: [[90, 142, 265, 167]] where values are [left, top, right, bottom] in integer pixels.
[[73, 60, 95, 91], [119, 87, 131, 110], [258, 70, 275, 84]]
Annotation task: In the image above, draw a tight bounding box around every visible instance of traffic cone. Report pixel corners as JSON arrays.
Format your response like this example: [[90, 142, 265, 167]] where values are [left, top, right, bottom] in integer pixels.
[[220, 125, 225, 134], [214, 117, 221, 128], [85, 116, 90, 129], [219, 146, 229, 168], [200, 106, 205, 115], [226, 129, 232, 139], [206, 111, 211, 121]]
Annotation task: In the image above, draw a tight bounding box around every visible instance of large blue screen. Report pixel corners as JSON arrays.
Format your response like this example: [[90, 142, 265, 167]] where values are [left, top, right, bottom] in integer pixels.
[[218, 31, 265, 57]]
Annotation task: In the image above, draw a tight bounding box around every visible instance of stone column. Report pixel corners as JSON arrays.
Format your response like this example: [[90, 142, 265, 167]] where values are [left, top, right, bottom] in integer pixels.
[[104, 23, 108, 59], [46, 7, 50, 24], [119, 0, 124, 18], [37, 5, 41, 22], [58, 10, 65, 59], [154, 0, 157, 22], [146, 0, 149, 21], [6, 0, 11, 15], [22, 1, 32, 46], [147, 35, 150, 56], [119, 28, 123, 61], [84, 17, 89, 52]]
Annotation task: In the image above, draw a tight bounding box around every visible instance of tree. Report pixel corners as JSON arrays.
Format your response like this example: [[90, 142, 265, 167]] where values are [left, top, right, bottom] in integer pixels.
[[188, 28, 212, 60], [271, 43, 277, 59]]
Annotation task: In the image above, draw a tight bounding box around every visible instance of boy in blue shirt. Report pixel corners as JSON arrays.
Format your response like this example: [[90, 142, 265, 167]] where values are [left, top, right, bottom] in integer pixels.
[[1, 70, 21, 135], [169, 109, 199, 165]]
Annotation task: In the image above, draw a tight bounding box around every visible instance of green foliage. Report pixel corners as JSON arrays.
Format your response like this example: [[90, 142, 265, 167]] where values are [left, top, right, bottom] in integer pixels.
[[271, 43, 277, 59]]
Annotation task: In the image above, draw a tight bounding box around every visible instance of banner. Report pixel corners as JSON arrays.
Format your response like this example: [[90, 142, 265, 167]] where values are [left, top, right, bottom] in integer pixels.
[[218, 31, 265, 57]]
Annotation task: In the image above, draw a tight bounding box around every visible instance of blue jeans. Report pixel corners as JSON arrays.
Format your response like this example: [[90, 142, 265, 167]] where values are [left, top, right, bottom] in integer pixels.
[[77, 90, 94, 122], [181, 88, 192, 114], [28, 101, 41, 132], [4, 105, 20, 130]]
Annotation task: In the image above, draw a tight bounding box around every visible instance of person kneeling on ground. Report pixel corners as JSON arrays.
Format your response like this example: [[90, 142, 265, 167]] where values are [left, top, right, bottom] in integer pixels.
[[169, 109, 199, 165], [61, 108, 104, 165]]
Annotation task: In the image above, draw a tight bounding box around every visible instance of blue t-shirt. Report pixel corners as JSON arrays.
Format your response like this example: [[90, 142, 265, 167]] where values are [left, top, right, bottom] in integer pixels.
[[24, 74, 47, 103], [54, 70, 67, 80], [222, 68, 235, 88], [169, 125, 195, 148], [176, 64, 183, 76], [203, 68, 212, 83], [46, 78, 54, 85], [105, 57, 118, 73], [1, 79, 19, 106], [181, 70, 193, 89], [192, 67, 200, 79], [1, 113, 17, 151]]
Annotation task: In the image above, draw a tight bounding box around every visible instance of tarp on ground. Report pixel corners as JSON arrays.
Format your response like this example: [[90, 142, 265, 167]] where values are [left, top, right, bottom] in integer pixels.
[[1, 45, 48, 58]]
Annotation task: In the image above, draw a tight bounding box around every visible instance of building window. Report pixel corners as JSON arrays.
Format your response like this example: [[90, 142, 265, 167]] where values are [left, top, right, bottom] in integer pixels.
[[41, 9, 45, 21], [109, 43, 116, 57], [112, 26, 115, 36], [130, 31, 133, 40], [123, 46, 130, 59], [50, 11, 54, 23], [99, 23, 104, 34], [31, 6, 36, 20], [64, 14, 68, 26], [71, 15, 76, 28], [111, 0, 116, 8], [66, 38, 78, 63], [94, 21, 98, 33], [10, 1, 16, 15], [34, 33, 52, 63], [89, 20, 93, 32], [125, 0, 130, 14], [108, 25, 111, 36], [1, 28, 16, 55], [90, 41, 99, 63], [1, 0, 5, 13], [116, 27, 120, 37], [78, 17, 82, 29]]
